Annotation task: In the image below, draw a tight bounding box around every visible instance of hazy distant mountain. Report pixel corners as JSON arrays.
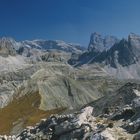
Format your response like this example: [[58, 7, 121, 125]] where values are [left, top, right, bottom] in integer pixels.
[[22, 39, 85, 53], [0, 37, 85, 57]]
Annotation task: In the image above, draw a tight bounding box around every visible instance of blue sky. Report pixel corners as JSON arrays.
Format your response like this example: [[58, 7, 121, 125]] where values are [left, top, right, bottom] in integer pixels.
[[0, 0, 140, 46]]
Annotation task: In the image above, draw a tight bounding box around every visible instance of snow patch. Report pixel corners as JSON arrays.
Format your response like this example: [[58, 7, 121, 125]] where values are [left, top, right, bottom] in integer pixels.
[[133, 89, 140, 97], [77, 106, 94, 126]]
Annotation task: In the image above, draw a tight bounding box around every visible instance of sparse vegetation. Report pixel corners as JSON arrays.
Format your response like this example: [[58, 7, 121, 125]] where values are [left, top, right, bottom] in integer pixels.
[[0, 92, 64, 135]]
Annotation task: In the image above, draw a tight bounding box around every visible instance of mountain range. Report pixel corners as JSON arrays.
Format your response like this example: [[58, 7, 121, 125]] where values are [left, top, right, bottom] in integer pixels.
[[69, 32, 140, 79], [0, 32, 140, 139]]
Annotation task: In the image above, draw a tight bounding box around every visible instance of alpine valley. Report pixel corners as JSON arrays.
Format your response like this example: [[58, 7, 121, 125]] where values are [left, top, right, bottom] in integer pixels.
[[1, 33, 140, 140]]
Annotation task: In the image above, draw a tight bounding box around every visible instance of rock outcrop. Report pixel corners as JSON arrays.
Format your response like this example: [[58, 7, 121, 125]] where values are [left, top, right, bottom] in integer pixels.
[[86, 82, 140, 139], [0, 106, 134, 140]]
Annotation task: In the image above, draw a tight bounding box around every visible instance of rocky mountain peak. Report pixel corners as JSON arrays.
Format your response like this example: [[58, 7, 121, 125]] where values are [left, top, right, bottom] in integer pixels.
[[0, 37, 16, 47], [128, 32, 140, 40], [88, 32, 119, 52], [127, 33, 140, 58], [0, 37, 18, 57], [90, 32, 102, 42], [128, 33, 140, 47], [88, 32, 104, 52]]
